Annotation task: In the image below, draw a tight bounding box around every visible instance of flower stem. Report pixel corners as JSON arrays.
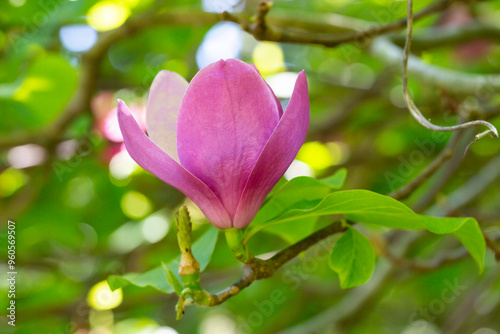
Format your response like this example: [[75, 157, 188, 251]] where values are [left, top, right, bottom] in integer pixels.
[[174, 206, 218, 317], [225, 228, 250, 263], [175, 206, 201, 288]]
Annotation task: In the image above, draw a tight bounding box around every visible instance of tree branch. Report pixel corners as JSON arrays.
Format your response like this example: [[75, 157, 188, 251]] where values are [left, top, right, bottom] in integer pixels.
[[223, 0, 484, 48], [372, 36, 500, 95], [208, 221, 347, 305], [391, 24, 500, 51]]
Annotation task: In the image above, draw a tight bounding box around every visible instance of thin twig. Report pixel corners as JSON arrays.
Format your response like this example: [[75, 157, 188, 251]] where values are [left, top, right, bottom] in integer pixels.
[[402, 0, 498, 138], [389, 130, 463, 201], [389, 148, 454, 201], [483, 232, 500, 261]]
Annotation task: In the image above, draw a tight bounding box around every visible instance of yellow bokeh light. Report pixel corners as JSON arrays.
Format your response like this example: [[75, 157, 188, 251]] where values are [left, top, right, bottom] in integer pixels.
[[252, 42, 285, 76], [121, 190, 152, 219], [0, 168, 27, 197], [87, 281, 123, 310], [296, 141, 334, 171], [87, 1, 130, 32], [122, 0, 139, 7], [326, 141, 349, 165]]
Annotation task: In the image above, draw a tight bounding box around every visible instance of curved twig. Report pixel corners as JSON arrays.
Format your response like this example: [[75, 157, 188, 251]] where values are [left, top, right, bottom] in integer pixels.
[[402, 0, 498, 139]]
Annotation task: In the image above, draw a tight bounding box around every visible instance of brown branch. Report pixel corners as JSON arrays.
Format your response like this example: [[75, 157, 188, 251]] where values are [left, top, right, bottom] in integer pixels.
[[391, 24, 500, 51], [484, 232, 500, 261], [223, 0, 485, 48], [208, 221, 347, 305]]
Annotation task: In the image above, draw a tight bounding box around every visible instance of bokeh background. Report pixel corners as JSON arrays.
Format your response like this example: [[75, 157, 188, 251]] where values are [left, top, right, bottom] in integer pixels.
[[1, 0, 500, 333]]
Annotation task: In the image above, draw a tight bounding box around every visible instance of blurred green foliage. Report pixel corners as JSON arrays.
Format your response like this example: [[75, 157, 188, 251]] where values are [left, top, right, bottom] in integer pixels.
[[1, 0, 500, 333]]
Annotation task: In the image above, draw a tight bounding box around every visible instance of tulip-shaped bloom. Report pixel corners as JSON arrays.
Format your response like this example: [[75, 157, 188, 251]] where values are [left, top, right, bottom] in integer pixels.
[[118, 59, 309, 229]]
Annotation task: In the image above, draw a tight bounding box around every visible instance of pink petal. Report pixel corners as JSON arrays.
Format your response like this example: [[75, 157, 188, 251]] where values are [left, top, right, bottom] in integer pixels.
[[117, 100, 232, 229], [176, 59, 280, 219], [249, 63, 283, 118], [233, 71, 309, 228], [146, 70, 188, 162]]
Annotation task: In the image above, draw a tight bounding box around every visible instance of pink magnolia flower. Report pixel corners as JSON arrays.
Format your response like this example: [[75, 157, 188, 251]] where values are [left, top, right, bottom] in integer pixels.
[[118, 59, 309, 229]]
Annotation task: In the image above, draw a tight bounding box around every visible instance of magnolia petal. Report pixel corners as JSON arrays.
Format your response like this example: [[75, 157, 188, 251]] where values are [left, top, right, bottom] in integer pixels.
[[177, 59, 280, 219], [249, 63, 283, 118], [233, 71, 310, 228], [146, 70, 188, 162], [117, 100, 232, 229]]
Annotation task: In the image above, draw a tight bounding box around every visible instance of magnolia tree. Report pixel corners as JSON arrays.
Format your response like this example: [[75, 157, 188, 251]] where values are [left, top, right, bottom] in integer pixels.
[[1, 0, 500, 333]]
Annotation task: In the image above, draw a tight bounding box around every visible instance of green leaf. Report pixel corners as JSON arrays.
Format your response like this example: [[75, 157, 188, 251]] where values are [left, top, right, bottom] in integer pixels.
[[253, 176, 333, 225], [265, 190, 485, 271], [192, 227, 220, 271], [452, 219, 486, 273], [107, 275, 130, 292], [263, 217, 318, 244], [107, 227, 219, 293], [329, 227, 375, 289], [419, 215, 485, 272], [118, 266, 172, 293], [274, 190, 424, 230], [162, 262, 184, 295], [320, 168, 347, 189], [418, 215, 467, 234]]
